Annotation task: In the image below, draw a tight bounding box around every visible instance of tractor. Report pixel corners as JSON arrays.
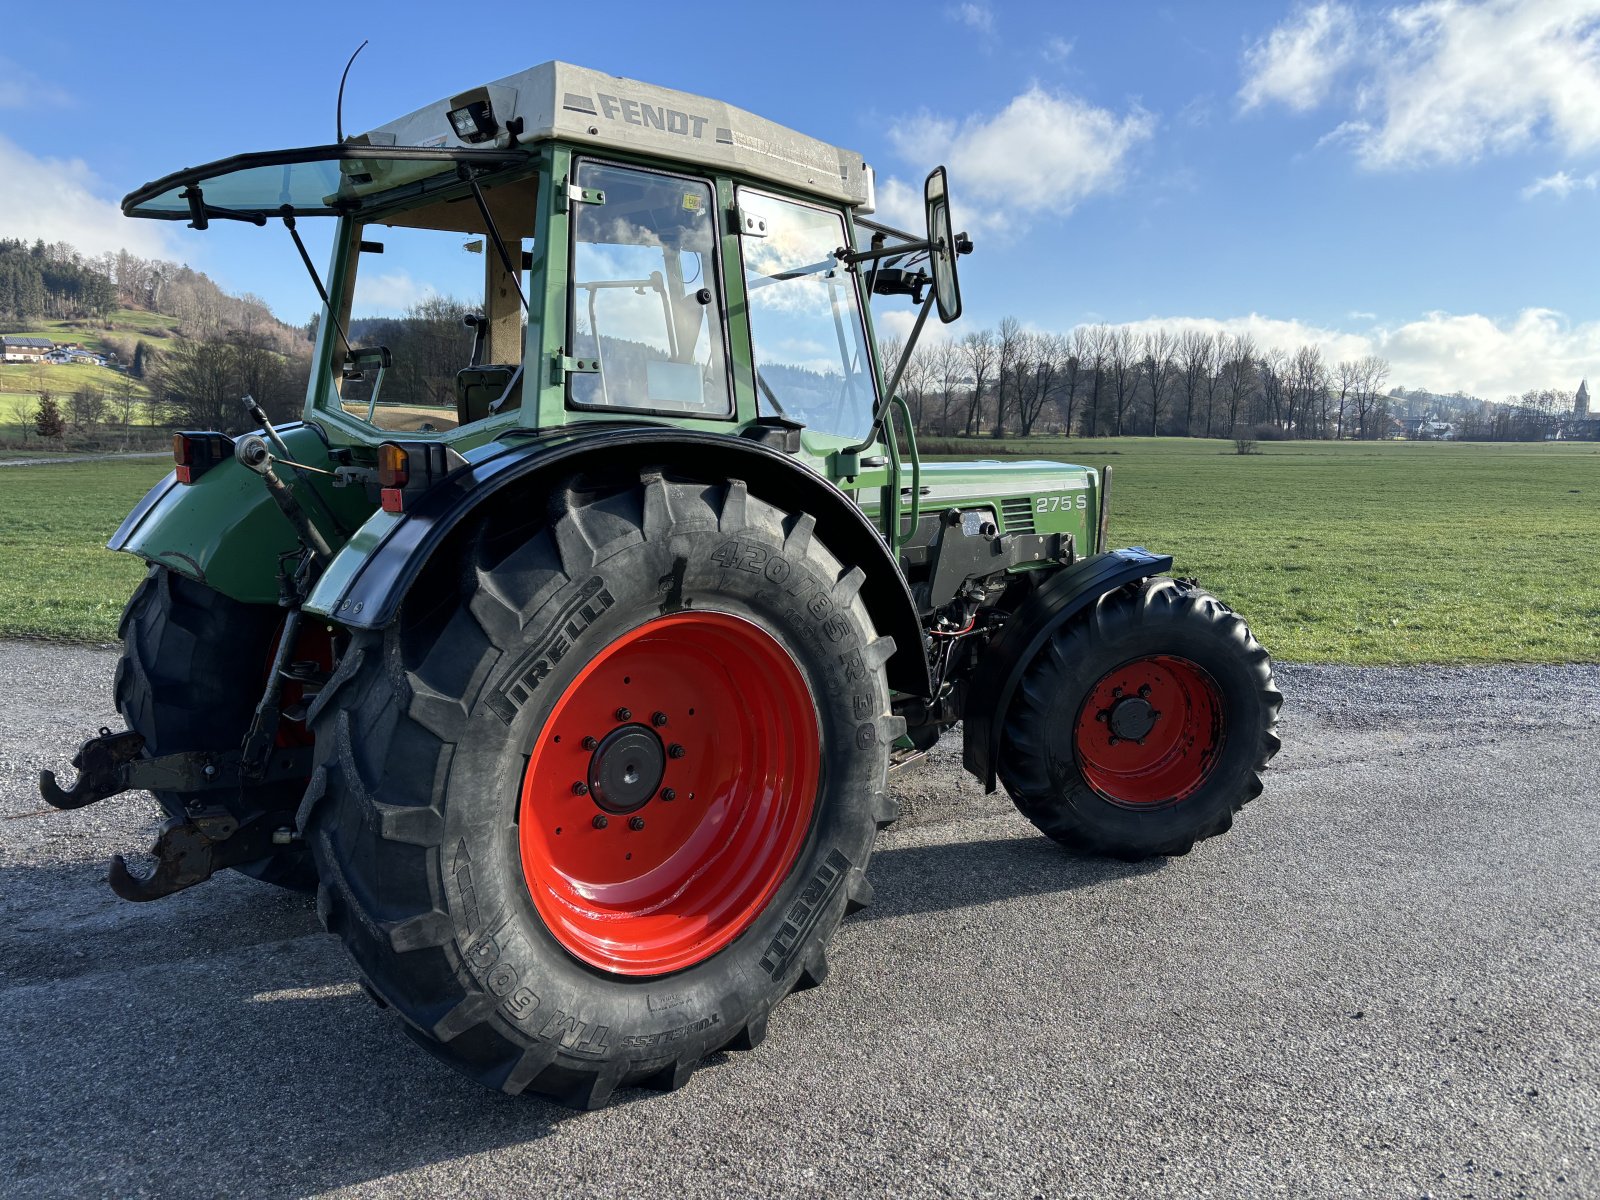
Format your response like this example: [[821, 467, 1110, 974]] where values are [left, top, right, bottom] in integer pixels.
[[40, 62, 1280, 1108]]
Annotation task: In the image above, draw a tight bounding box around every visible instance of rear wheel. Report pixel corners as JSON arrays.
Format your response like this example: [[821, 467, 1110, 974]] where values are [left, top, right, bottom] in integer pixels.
[[301, 471, 899, 1107], [115, 566, 318, 890], [998, 576, 1280, 859]]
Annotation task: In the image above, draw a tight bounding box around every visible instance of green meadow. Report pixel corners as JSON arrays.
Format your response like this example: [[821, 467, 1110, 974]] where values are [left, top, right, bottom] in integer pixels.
[[0, 438, 1596, 663]]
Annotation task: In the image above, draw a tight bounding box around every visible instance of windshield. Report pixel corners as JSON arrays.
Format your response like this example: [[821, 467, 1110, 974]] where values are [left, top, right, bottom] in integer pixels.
[[123, 145, 524, 222], [567, 160, 732, 416], [325, 174, 536, 432], [737, 188, 876, 440]]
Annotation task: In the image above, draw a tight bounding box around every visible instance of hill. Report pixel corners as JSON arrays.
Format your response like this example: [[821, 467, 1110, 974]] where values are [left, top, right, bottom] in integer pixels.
[[0, 239, 309, 446]]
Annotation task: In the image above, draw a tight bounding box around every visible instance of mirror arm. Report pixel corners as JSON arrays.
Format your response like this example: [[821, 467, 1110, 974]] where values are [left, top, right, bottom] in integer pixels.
[[835, 237, 933, 267], [842, 287, 936, 457]]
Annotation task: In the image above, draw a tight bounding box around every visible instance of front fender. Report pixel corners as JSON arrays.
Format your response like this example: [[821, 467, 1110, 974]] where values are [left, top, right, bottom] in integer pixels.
[[962, 547, 1174, 792], [304, 425, 934, 698], [109, 424, 375, 605]]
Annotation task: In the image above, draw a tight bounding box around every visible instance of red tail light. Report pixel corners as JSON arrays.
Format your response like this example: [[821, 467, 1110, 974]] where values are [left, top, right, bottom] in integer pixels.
[[172, 432, 233, 484]]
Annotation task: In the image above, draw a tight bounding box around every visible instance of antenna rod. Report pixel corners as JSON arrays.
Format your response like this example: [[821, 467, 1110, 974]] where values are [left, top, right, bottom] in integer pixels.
[[335, 40, 369, 142]]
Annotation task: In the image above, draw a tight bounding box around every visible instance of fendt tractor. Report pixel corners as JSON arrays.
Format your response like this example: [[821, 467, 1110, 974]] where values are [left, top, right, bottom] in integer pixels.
[[41, 63, 1280, 1108]]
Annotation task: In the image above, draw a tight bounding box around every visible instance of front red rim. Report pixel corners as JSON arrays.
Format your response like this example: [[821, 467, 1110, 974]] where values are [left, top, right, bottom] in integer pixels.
[[517, 612, 821, 976], [1072, 654, 1224, 807]]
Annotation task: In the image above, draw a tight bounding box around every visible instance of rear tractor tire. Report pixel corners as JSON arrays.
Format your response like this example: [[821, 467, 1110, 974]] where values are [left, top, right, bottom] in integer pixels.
[[115, 566, 321, 891], [999, 576, 1281, 860], [300, 471, 899, 1108]]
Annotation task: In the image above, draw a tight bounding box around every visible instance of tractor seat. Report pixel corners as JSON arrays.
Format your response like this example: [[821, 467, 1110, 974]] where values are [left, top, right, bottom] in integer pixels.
[[456, 365, 522, 426]]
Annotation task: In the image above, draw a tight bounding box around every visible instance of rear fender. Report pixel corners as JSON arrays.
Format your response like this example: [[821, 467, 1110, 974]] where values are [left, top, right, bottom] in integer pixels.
[[962, 547, 1173, 792], [109, 424, 371, 605], [304, 425, 934, 697]]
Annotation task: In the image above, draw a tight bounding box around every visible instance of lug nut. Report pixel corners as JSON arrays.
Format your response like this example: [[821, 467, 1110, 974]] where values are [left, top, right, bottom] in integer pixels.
[[1138, 684, 1152, 699], [660, 787, 676, 801], [629, 816, 646, 831], [1108, 735, 1120, 746], [1096, 711, 1110, 723], [592, 814, 608, 829], [572, 781, 589, 796], [582, 736, 599, 751], [652, 711, 668, 727], [1112, 687, 1124, 699], [668, 743, 686, 759], [616, 707, 632, 722]]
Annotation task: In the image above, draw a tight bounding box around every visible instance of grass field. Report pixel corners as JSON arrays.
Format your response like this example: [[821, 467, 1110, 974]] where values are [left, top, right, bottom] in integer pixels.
[[0, 438, 1596, 663], [0, 462, 168, 642], [929, 436, 1600, 664]]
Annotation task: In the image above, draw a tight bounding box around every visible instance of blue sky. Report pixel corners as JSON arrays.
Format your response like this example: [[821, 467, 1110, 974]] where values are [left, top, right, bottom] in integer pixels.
[[4, 0, 1600, 398]]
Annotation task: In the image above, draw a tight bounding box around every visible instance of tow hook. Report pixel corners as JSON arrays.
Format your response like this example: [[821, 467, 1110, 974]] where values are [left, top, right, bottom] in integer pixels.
[[40, 728, 313, 900], [107, 815, 281, 903], [40, 730, 311, 811], [38, 728, 147, 810]]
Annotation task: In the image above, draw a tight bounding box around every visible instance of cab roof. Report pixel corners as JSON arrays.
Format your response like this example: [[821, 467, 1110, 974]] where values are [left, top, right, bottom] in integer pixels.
[[362, 61, 872, 208]]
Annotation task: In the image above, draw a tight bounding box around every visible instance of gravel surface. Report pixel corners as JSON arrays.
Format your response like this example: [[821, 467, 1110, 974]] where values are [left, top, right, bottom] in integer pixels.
[[1, 640, 1596, 1199]]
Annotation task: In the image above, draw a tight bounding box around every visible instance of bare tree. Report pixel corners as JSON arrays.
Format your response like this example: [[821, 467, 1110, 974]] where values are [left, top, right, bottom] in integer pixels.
[[932, 338, 963, 436], [958, 329, 997, 437], [1140, 329, 1176, 436], [1175, 329, 1213, 436], [1223, 334, 1257, 433], [1105, 327, 1138, 436], [1353, 354, 1391, 439], [991, 316, 1026, 437], [1334, 359, 1360, 438], [1013, 332, 1065, 436], [1289, 345, 1326, 438], [1075, 325, 1108, 437], [1055, 333, 1084, 436]]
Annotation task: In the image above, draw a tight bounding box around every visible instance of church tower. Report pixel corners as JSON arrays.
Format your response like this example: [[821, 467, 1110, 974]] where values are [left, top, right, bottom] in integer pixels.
[[1579, 379, 1591, 419]]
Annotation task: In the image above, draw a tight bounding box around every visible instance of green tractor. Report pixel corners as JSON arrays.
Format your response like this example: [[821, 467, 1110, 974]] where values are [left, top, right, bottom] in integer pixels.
[[42, 63, 1280, 1107]]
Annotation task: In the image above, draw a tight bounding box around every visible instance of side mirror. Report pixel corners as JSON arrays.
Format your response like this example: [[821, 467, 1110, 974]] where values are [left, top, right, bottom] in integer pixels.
[[923, 166, 963, 324]]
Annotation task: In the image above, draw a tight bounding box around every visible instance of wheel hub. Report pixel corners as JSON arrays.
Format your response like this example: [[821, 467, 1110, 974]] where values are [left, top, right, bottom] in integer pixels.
[[1107, 696, 1158, 742], [587, 724, 665, 814]]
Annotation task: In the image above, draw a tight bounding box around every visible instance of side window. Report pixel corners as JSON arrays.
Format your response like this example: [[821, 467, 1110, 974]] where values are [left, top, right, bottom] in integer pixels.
[[333, 175, 535, 433], [737, 189, 877, 441], [568, 161, 731, 416]]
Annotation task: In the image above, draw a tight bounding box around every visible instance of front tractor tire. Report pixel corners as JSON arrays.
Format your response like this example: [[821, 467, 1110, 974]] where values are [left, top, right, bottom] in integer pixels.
[[115, 567, 317, 890], [999, 577, 1281, 860], [301, 471, 899, 1108]]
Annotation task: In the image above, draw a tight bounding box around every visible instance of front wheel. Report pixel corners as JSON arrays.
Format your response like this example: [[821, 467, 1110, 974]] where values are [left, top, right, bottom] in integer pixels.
[[302, 471, 899, 1107], [998, 577, 1281, 860]]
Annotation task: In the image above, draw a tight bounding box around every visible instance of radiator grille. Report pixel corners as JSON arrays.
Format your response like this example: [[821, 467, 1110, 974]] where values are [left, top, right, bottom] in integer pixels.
[[1000, 497, 1035, 534]]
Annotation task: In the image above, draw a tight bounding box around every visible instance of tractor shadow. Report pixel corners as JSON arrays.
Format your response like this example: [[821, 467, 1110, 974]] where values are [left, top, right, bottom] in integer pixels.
[[858, 831, 1166, 922]]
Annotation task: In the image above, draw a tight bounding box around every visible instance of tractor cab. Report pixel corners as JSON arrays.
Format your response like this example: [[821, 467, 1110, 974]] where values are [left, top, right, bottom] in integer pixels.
[[122, 63, 955, 478]]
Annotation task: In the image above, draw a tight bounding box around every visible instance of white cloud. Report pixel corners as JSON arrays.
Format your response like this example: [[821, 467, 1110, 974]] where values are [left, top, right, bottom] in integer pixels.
[[354, 271, 438, 315], [1086, 307, 1600, 398], [1044, 37, 1075, 63], [0, 57, 74, 110], [1239, 2, 1358, 112], [0, 135, 179, 260], [952, 3, 994, 34], [1522, 168, 1600, 198], [1240, 0, 1600, 169], [884, 86, 1155, 236]]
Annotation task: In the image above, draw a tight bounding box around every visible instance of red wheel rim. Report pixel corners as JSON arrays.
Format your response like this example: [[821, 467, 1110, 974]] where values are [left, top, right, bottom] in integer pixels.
[[517, 612, 820, 976], [1072, 654, 1224, 807]]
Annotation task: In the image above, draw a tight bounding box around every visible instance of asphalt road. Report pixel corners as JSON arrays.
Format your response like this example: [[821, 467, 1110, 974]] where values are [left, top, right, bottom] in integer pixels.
[[1, 639, 1596, 1199]]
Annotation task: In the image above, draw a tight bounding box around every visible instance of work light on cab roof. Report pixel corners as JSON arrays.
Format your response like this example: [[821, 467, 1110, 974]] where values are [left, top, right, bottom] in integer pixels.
[[42, 58, 1281, 1111]]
